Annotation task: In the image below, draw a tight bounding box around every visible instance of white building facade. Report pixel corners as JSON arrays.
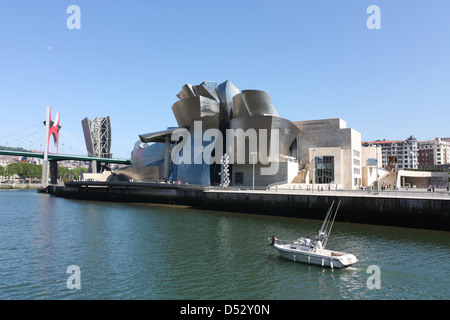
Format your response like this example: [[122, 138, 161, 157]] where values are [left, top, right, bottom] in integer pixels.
[[293, 118, 363, 190], [363, 135, 418, 170]]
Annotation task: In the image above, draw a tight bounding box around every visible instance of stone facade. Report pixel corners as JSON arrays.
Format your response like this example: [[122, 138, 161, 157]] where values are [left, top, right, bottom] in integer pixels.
[[293, 118, 363, 190]]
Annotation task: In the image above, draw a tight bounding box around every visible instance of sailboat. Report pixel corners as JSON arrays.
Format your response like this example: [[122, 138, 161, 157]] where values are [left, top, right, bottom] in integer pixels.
[[268, 199, 358, 269]]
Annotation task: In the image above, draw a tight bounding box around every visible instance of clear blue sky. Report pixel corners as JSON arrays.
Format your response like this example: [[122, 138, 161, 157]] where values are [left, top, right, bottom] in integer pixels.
[[1, 1, 449, 159]]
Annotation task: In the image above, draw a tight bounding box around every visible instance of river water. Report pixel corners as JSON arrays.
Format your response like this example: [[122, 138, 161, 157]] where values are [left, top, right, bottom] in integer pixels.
[[0, 190, 448, 300]]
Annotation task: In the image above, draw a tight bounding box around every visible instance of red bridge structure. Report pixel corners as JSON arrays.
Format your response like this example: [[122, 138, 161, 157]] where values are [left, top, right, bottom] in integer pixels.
[[42, 106, 61, 185]]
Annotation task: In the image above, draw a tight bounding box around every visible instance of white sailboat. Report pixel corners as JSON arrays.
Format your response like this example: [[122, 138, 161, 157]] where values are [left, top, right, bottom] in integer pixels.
[[268, 199, 358, 269]]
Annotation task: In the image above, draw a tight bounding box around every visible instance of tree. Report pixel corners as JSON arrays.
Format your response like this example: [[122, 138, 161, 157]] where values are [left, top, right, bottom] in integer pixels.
[[57, 166, 70, 182], [6, 162, 42, 181], [70, 167, 88, 180], [57, 166, 88, 182]]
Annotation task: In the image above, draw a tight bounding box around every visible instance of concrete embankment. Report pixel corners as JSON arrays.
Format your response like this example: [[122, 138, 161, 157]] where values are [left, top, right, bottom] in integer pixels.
[[0, 183, 40, 190], [202, 190, 450, 231], [47, 182, 450, 231], [48, 181, 205, 206]]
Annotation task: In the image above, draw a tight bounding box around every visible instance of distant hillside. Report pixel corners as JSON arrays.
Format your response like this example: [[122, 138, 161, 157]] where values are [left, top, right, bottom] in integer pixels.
[[0, 146, 27, 152]]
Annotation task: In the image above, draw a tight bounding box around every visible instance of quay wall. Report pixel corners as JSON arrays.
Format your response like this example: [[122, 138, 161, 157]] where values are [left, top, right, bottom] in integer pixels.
[[47, 182, 450, 231], [49, 182, 204, 206], [202, 191, 450, 231]]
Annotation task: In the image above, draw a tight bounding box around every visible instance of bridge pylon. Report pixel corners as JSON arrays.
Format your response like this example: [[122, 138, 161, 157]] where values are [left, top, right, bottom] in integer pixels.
[[41, 106, 61, 186]]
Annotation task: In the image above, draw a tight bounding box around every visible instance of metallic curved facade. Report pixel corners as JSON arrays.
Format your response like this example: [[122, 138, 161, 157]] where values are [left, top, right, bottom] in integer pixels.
[[228, 115, 299, 164], [172, 96, 220, 129], [232, 93, 251, 118], [241, 90, 279, 117], [139, 128, 177, 143], [216, 80, 240, 122], [118, 80, 301, 186], [176, 84, 196, 100]]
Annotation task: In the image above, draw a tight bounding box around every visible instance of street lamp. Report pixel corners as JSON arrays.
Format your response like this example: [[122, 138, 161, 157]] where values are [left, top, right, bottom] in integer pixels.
[[299, 169, 305, 191], [376, 144, 379, 194], [311, 149, 316, 193], [251, 152, 257, 190]]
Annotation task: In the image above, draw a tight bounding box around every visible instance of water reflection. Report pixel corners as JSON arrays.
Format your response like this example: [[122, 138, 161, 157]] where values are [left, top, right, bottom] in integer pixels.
[[0, 191, 449, 300]]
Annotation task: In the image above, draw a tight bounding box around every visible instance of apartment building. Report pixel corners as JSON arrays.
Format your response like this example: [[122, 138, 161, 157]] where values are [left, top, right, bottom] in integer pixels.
[[362, 135, 418, 170], [417, 137, 450, 169]]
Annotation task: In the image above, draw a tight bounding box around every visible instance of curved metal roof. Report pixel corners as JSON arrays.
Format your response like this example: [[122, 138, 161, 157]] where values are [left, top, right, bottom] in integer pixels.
[[139, 128, 178, 143]]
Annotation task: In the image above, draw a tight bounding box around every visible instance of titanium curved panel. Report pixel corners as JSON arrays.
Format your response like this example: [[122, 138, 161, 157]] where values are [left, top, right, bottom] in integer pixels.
[[170, 132, 212, 185], [227, 115, 272, 164], [139, 128, 178, 143], [176, 84, 196, 100], [232, 93, 250, 118], [216, 80, 240, 121], [272, 117, 300, 156], [227, 115, 299, 164], [172, 96, 220, 129], [241, 90, 279, 117], [199, 96, 220, 117], [171, 162, 211, 185], [190, 115, 220, 130], [193, 82, 219, 101], [131, 140, 167, 167], [115, 140, 171, 182], [172, 97, 200, 128]]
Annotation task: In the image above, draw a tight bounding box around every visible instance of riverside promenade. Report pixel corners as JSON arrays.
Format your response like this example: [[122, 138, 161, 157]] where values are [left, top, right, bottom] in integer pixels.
[[217, 183, 450, 199], [47, 181, 450, 231]]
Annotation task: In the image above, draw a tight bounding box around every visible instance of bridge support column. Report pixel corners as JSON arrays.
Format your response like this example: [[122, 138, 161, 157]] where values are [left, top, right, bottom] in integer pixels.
[[41, 160, 49, 187], [50, 160, 58, 185], [91, 160, 97, 174]]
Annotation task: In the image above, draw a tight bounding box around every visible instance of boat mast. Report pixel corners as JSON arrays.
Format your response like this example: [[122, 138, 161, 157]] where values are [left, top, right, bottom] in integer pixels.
[[319, 200, 334, 236], [321, 199, 341, 249]]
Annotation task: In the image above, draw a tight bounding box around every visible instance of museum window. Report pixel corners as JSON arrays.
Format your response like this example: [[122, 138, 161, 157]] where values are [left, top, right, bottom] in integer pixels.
[[315, 156, 334, 184], [234, 172, 244, 184]]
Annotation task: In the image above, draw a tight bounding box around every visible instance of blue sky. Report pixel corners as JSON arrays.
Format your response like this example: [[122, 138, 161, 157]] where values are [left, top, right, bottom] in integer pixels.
[[1, 0, 449, 159]]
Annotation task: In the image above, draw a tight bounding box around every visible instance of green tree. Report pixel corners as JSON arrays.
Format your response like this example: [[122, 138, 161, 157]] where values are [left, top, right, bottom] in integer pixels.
[[6, 162, 42, 180], [57, 166, 70, 182], [57, 166, 88, 182], [69, 167, 88, 180]]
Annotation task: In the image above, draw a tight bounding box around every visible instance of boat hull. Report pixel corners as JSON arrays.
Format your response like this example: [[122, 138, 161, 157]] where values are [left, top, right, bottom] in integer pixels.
[[273, 244, 357, 269]]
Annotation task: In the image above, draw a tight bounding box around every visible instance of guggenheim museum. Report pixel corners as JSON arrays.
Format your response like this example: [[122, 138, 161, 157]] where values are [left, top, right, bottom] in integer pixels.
[[114, 80, 373, 190]]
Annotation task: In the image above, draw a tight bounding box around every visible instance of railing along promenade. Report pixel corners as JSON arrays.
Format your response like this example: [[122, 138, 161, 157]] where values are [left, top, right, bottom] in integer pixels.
[[205, 186, 450, 200]]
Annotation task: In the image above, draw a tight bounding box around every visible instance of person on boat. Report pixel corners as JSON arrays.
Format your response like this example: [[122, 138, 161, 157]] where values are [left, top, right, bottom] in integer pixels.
[[304, 236, 311, 247], [269, 236, 278, 246], [314, 237, 323, 253]]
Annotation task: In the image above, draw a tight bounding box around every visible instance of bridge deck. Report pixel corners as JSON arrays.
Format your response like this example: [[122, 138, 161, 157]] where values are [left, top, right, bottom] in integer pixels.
[[0, 150, 130, 165]]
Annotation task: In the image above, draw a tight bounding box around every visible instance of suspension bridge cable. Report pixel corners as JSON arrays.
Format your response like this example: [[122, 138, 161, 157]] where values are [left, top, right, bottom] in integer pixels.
[[59, 129, 89, 155], [25, 131, 46, 151], [0, 123, 43, 141], [3, 124, 45, 149]]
